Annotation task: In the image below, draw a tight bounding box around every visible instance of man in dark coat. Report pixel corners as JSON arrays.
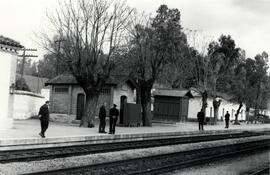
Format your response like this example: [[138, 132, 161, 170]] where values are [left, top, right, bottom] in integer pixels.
[[99, 103, 107, 133], [109, 104, 119, 134], [38, 101, 50, 138], [197, 109, 205, 131], [225, 111, 230, 128]]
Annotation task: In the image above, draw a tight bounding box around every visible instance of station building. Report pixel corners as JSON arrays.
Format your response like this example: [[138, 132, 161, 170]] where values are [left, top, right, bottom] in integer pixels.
[[45, 74, 137, 121], [152, 88, 248, 123]]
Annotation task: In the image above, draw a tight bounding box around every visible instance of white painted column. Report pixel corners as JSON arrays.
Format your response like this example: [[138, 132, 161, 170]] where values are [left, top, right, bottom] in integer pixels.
[[0, 51, 16, 129]]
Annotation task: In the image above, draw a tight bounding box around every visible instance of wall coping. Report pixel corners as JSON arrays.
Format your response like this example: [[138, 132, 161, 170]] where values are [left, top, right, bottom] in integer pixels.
[[14, 90, 45, 98]]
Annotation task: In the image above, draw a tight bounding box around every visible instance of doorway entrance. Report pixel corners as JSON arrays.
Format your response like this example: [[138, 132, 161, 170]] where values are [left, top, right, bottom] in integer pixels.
[[76, 93, 85, 120], [120, 95, 127, 124]]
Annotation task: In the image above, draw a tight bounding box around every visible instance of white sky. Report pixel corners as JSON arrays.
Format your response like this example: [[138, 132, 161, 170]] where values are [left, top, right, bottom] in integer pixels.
[[0, 0, 270, 61]]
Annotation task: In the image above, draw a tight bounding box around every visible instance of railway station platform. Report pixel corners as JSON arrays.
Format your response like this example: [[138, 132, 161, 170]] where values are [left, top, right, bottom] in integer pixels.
[[0, 119, 270, 149]]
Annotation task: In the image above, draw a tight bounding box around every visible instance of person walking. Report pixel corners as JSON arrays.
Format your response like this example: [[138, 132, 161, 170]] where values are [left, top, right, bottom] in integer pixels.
[[99, 103, 107, 133], [225, 111, 230, 128], [197, 109, 205, 131], [109, 104, 119, 134], [38, 101, 50, 138]]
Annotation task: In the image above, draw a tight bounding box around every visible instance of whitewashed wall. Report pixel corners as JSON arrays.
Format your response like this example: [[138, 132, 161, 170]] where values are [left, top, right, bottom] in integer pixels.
[[188, 98, 202, 118], [113, 84, 135, 108], [12, 90, 46, 119], [41, 88, 50, 101], [188, 97, 246, 121], [0, 51, 17, 129]]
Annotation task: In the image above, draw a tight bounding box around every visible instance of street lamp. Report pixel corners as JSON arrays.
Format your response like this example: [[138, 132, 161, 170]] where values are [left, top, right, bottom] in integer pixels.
[[9, 83, 15, 94]]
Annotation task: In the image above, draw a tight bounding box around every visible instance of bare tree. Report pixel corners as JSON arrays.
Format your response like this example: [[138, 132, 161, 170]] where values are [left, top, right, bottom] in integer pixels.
[[186, 30, 213, 114], [43, 0, 133, 127]]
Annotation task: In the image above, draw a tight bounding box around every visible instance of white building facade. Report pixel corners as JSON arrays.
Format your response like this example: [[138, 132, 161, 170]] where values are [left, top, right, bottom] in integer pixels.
[[0, 36, 23, 129]]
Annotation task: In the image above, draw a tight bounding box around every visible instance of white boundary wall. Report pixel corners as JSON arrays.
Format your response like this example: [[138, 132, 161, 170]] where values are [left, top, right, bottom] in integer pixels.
[[12, 90, 46, 119], [188, 97, 246, 121]]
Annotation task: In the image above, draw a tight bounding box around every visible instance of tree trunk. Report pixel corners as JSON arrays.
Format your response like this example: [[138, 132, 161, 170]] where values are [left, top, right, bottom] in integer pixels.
[[136, 88, 141, 104], [80, 92, 99, 128], [139, 82, 152, 126], [234, 102, 243, 125], [141, 99, 152, 126], [246, 106, 250, 124], [254, 82, 261, 119], [201, 90, 208, 114], [213, 98, 221, 124]]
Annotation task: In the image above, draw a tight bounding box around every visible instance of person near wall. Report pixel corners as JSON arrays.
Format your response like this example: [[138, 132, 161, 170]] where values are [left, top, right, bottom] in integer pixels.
[[225, 111, 230, 128], [109, 104, 119, 134], [99, 103, 107, 133], [38, 101, 50, 138], [197, 109, 205, 131]]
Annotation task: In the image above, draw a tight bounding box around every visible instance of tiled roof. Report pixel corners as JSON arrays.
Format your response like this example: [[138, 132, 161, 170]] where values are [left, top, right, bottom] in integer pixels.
[[152, 89, 192, 97], [189, 87, 234, 101], [45, 74, 136, 88], [45, 74, 77, 85], [0, 35, 23, 48]]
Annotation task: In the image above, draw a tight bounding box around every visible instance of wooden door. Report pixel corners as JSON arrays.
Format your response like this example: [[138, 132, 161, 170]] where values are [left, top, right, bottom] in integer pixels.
[[120, 95, 127, 124], [180, 97, 189, 122], [76, 93, 85, 120]]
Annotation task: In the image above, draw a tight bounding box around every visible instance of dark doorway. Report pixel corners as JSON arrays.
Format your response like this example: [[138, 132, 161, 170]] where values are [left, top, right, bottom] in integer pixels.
[[120, 95, 127, 124], [76, 93, 85, 120]]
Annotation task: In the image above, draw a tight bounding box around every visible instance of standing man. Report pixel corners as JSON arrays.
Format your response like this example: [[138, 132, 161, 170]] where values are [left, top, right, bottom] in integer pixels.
[[197, 109, 205, 131], [99, 103, 107, 133], [38, 101, 50, 138], [109, 104, 119, 134], [225, 111, 230, 128]]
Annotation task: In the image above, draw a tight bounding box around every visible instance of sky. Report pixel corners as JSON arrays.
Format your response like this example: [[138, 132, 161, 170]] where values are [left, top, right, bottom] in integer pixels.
[[0, 0, 270, 61]]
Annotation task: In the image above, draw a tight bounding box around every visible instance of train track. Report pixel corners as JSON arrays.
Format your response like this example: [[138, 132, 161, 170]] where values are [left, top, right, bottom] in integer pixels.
[[23, 138, 270, 175], [0, 131, 266, 163], [249, 167, 269, 175]]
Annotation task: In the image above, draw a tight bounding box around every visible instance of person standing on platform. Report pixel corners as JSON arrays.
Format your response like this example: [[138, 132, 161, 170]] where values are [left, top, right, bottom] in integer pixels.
[[99, 103, 107, 133], [225, 111, 230, 128], [109, 104, 119, 134], [197, 109, 205, 130], [38, 101, 50, 138]]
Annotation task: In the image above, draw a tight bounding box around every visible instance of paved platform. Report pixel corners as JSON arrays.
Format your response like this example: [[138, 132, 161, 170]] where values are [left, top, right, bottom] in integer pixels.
[[0, 119, 269, 149]]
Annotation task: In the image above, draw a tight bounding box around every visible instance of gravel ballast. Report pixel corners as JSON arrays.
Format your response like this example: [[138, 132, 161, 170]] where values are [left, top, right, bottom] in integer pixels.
[[0, 135, 269, 175]]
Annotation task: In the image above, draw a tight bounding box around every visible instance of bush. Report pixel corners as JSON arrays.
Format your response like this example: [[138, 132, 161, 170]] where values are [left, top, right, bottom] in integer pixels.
[[15, 77, 30, 91]]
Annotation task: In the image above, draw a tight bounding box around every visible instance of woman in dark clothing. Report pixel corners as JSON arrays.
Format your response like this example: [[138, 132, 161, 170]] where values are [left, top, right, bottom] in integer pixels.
[[99, 103, 107, 133], [38, 101, 50, 138], [109, 104, 119, 134]]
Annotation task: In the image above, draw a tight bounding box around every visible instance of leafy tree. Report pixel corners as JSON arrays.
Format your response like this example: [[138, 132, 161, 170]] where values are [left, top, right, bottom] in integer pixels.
[[158, 45, 198, 89], [37, 53, 69, 79], [127, 5, 185, 126], [43, 0, 133, 127], [229, 51, 268, 123], [253, 52, 269, 117], [207, 35, 240, 123], [17, 58, 38, 77], [229, 56, 246, 124]]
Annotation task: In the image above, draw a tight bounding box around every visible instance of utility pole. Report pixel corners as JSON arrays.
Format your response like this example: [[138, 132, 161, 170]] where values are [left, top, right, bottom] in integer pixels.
[[18, 48, 38, 78], [55, 39, 65, 75]]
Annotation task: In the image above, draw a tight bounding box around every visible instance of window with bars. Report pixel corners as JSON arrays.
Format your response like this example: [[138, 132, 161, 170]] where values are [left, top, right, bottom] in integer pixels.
[[54, 87, 69, 93], [100, 88, 111, 95]]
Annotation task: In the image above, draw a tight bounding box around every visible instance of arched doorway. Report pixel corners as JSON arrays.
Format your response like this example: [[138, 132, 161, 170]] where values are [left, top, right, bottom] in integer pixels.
[[120, 95, 127, 124], [76, 93, 85, 120]]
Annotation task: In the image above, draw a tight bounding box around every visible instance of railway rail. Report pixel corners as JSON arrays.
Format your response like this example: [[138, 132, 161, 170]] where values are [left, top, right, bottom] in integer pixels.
[[0, 131, 267, 163], [23, 138, 270, 175], [248, 167, 269, 175]]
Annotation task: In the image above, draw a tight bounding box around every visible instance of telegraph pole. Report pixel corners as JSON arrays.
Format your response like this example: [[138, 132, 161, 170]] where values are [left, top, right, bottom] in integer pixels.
[[18, 48, 38, 78], [55, 39, 65, 75]]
